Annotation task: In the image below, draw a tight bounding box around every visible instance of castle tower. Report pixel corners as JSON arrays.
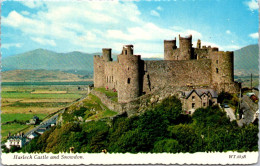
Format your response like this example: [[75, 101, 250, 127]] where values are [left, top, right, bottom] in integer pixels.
[[117, 45, 142, 103], [179, 35, 192, 60], [94, 55, 105, 88], [102, 48, 112, 62], [94, 48, 113, 88], [197, 39, 201, 48], [122, 45, 134, 55], [210, 51, 235, 92], [164, 38, 177, 60]]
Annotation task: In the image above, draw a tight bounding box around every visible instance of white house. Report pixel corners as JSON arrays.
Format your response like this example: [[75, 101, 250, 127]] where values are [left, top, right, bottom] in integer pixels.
[[5, 133, 26, 149]]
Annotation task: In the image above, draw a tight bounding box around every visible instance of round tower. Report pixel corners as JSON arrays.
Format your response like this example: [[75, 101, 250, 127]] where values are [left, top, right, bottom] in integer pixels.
[[102, 48, 112, 62], [211, 51, 234, 85], [164, 38, 177, 60], [117, 45, 141, 103], [179, 35, 192, 60]]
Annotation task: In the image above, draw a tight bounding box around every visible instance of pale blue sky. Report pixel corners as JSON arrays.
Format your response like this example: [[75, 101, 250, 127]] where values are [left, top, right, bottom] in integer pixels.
[[1, 0, 259, 58]]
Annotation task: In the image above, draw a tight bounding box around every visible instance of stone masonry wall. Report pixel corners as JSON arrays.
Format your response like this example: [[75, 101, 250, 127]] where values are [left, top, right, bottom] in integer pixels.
[[143, 59, 212, 94]]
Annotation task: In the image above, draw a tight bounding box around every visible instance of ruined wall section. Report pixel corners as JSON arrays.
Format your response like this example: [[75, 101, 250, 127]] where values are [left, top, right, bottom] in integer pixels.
[[194, 48, 209, 59], [143, 59, 212, 94]]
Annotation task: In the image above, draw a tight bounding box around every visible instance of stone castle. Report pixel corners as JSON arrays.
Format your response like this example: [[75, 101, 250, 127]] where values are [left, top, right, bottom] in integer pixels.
[[94, 34, 240, 103]]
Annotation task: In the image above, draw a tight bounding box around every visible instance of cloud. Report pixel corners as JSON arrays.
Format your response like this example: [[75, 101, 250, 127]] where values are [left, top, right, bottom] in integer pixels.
[[21, 11, 30, 15], [226, 30, 231, 34], [156, 6, 163, 11], [20, 0, 44, 8], [2, 1, 215, 57], [1, 43, 22, 49], [31, 37, 56, 46], [249, 32, 259, 39], [245, 0, 259, 11], [150, 10, 160, 17]]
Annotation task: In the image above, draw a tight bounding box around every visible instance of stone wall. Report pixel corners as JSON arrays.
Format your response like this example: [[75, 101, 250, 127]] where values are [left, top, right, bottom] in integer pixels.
[[143, 59, 213, 94], [104, 61, 119, 90], [90, 90, 124, 113]]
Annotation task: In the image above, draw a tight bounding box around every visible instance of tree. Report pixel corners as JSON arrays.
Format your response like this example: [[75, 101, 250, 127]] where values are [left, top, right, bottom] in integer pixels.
[[153, 139, 181, 153]]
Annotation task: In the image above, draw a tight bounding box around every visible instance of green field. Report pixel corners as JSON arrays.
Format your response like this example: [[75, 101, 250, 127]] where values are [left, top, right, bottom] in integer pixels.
[[1, 124, 29, 139], [1, 91, 82, 99], [1, 84, 88, 140], [1, 113, 47, 124]]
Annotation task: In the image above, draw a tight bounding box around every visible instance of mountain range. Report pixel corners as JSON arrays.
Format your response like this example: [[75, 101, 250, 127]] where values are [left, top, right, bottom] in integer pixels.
[[1, 44, 258, 81], [233, 44, 259, 76]]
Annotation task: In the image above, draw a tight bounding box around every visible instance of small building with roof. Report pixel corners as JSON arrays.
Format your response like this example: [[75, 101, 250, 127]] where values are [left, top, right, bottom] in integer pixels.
[[5, 132, 26, 149], [27, 115, 40, 125], [27, 132, 39, 140], [182, 89, 218, 115]]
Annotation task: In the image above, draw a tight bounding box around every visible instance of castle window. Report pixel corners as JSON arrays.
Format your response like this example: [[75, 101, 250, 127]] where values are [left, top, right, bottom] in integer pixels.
[[216, 68, 219, 73], [203, 102, 206, 107], [216, 60, 218, 64], [125, 50, 127, 55], [127, 78, 131, 84], [192, 103, 195, 108], [192, 96, 195, 101], [112, 76, 113, 82]]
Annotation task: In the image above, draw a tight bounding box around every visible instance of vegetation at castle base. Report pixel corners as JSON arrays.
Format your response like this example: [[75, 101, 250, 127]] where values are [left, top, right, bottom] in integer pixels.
[[94, 87, 118, 102], [218, 92, 239, 110], [21, 96, 258, 153]]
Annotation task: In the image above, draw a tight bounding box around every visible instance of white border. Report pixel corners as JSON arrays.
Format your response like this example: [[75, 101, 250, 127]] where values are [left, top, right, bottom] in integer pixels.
[[1, 152, 259, 165]]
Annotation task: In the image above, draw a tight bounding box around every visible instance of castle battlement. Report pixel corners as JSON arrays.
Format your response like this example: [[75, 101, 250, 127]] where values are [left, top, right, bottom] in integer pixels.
[[93, 34, 240, 103]]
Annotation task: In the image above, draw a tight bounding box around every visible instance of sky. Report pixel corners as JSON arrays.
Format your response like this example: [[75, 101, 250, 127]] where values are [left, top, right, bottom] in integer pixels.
[[1, 0, 259, 58]]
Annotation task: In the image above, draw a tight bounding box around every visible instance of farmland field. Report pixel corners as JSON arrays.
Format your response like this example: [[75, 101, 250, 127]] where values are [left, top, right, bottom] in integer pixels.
[[1, 82, 92, 141]]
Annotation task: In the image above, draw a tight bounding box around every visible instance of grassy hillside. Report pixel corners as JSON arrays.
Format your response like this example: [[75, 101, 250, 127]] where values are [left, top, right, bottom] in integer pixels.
[[234, 44, 259, 76], [2, 49, 95, 72], [18, 96, 258, 153], [1, 70, 89, 82]]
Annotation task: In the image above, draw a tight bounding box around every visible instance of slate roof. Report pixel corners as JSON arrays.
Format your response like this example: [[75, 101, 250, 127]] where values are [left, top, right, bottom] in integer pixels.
[[184, 89, 218, 99]]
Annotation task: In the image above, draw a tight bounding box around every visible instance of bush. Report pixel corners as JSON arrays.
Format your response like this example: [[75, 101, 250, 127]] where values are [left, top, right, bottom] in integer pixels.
[[153, 139, 181, 153]]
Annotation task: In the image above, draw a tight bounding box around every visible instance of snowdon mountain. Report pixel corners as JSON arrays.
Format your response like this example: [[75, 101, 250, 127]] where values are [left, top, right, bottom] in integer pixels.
[[234, 44, 259, 76], [2, 44, 259, 76], [2, 49, 95, 73]]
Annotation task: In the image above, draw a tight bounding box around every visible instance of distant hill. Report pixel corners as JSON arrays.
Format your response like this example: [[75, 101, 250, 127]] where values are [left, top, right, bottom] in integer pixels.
[[1, 70, 90, 82], [2, 49, 95, 72], [234, 44, 259, 76], [2, 45, 258, 79]]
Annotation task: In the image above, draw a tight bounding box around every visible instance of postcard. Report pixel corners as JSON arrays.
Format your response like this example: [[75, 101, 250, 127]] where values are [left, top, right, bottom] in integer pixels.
[[1, 0, 259, 165]]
